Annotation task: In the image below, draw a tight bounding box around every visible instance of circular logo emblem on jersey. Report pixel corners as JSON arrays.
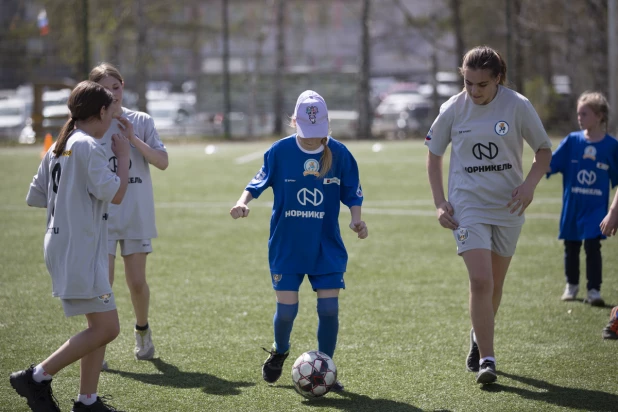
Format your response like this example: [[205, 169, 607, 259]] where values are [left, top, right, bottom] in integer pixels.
[[456, 228, 469, 243], [303, 159, 320, 176], [297, 188, 323, 206], [583, 145, 597, 160], [472, 142, 499, 160], [577, 169, 597, 186], [272, 274, 282, 286], [494, 121, 509, 136]]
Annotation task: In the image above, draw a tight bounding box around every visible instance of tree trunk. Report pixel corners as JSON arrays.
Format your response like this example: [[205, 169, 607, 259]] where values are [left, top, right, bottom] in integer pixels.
[[273, 0, 285, 136], [222, 0, 231, 138], [135, 0, 148, 113], [357, 0, 372, 139], [450, 0, 465, 67]]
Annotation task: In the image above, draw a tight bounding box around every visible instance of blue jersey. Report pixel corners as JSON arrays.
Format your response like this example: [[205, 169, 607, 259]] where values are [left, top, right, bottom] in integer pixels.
[[547, 131, 618, 240], [246, 135, 363, 275]]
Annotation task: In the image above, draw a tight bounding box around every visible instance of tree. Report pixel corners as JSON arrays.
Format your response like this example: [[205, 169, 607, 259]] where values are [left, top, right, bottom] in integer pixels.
[[273, 0, 285, 136], [357, 0, 372, 139]]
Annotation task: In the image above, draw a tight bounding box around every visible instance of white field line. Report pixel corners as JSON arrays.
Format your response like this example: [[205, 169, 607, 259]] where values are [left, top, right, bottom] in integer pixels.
[[234, 150, 264, 164]]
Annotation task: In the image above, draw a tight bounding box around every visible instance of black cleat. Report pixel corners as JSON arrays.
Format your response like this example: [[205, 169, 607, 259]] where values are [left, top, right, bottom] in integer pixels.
[[9, 365, 60, 412], [466, 329, 480, 372], [262, 347, 289, 383], [476, 360, 497, 384], [602, 307, 618, 340], [72, 395, 123, 411], [331, 380, 345, 392]]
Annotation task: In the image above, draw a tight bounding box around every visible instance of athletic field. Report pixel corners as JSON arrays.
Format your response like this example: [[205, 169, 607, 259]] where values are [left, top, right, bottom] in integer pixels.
[[0, 140, 616, 411]]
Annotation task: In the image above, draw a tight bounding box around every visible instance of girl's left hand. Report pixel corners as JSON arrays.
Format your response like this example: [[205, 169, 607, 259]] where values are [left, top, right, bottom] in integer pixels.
[[117, 116, 137, 144], [350, 220, 368, 239], [508, 182, 535, 216]]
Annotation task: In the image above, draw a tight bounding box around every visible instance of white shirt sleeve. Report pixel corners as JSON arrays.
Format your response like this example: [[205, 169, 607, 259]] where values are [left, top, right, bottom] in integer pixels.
[[26, 150, 51, 208], [142, 115, 167, 152], [87, 143, 121, 202], [425, 96, 456, 156], [519, 98, 552, 152]]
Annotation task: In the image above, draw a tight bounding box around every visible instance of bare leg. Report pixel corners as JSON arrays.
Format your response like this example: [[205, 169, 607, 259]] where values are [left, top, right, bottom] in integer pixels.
[[40, 310, 120, 378], [491, 252, 512, 315], [123, 253, 149, 326], [462, 249, 495, 359]]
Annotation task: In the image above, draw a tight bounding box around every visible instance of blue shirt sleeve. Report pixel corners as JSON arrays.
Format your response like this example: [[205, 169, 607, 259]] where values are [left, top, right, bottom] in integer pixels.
[[340, 149, 363, 208], [245, 148, 274, 198], [610, 142, 618, 188], [547, 135, 570, 178]]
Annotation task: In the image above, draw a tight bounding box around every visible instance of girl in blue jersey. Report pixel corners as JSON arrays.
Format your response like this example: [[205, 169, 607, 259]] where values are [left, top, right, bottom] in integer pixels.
[[10, 81, 129, 412], [230, 90, 368, 391], [548, 91, 618, 306]]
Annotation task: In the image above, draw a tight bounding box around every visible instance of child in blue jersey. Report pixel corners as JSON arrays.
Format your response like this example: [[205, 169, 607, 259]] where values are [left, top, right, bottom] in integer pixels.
[[547, 91, 618, 306], [230, 90, 368, 391], [10, 81, 129, 412]]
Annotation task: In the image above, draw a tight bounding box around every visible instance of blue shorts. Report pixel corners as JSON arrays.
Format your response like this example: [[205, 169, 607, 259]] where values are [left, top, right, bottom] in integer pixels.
[[270, 273, 345, 291]]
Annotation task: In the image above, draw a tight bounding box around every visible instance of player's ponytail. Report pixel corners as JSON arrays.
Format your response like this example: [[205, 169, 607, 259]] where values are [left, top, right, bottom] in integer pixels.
[[318, 138, 332, 178], [53, 81, 114, 157]]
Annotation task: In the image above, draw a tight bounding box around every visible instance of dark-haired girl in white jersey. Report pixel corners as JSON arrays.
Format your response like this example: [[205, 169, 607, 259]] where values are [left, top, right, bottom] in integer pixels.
[[426, 46, 552, 384], [10, 81, 130, 411]]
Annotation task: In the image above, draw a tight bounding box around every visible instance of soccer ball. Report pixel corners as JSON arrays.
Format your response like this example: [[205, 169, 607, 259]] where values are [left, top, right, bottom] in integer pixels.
[[291, 350, 337, 398]]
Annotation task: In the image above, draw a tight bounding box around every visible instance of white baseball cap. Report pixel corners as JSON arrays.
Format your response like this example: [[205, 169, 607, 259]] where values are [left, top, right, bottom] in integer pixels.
[[293, 90, 329, 138]]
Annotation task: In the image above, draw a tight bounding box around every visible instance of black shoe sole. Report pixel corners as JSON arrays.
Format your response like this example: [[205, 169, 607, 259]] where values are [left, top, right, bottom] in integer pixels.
[[476, 370, 497, 384], [466, 329, 480, 372]]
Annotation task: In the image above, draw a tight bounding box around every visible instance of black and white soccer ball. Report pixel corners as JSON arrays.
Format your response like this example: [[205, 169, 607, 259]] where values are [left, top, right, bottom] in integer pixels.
[[291, 350, 337, 398]]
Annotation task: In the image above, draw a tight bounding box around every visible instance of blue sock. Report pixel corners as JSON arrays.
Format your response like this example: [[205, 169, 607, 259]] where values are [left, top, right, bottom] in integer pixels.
[[273, 302, 298, 353], [317, 297, 339, 358]]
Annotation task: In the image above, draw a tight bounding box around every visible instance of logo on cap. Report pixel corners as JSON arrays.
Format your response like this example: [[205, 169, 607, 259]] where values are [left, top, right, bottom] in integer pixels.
[[306, 106, 319, 124]]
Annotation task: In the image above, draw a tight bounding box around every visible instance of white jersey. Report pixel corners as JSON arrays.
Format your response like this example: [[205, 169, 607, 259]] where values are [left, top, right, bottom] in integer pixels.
[[100, 107, 166, 240], [425, 85, 552, 226], [26, 131, 120, 299]]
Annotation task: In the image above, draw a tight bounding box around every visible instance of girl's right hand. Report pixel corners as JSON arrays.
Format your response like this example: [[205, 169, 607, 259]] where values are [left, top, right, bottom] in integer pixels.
[[111, 133, 130, 158], [436, 201, 458, 230], [230, 203, 250, 219]]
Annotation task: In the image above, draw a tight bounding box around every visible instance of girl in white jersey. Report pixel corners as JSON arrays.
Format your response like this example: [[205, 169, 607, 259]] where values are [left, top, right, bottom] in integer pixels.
[[425, 46, 552, 385], [10, 81, 130, 411], [89, 63, 169, 366]]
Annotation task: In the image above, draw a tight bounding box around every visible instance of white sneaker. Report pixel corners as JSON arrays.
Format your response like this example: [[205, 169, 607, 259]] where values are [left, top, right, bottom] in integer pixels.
[[134, 328, 155, 360], [561, 283, 579, 301], [585, 289, 605, 307]]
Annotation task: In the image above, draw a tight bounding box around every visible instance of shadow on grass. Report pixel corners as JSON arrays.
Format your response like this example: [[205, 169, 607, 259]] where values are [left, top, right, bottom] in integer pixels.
[[570, 298, 615, 309], [104, 358, 254, 395], [274, 384, 426, 411], [480, 371, 617, 411]]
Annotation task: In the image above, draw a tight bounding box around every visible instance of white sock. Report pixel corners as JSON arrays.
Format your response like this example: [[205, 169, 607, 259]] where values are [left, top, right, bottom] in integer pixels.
[[32, 364, 52, 382], [77, 393, 97, 406], [472, 331, 477, 344], [480, 356, 496, 366]]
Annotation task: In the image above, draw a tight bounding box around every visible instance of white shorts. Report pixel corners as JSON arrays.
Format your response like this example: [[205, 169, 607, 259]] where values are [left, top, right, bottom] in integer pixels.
[[61, 292, 116, 317], [108, 239, 153, 257], [453, 223, 522, 257]]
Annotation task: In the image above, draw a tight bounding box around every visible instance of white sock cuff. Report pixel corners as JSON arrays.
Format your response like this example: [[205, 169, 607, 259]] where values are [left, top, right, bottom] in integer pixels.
[[77, 393, 97, 406]]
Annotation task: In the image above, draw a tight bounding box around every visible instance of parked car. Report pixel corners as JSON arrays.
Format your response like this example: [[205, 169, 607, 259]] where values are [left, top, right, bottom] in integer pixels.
[[329, 110, 358, 139], [147, 100, 194, 137], [42, 88, 71, 130], [0, 98, 33, 142], [371, 93, 431, 139]]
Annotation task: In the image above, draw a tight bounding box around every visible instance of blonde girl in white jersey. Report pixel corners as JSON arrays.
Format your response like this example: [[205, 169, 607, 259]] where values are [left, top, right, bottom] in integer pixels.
[[89, 63, 169, 367], [10, 81, 130, 411], [425, 46, 552, 385]]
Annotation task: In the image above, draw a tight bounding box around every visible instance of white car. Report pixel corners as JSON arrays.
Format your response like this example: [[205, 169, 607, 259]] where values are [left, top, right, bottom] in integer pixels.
[[0, 99, 34, 143], [147, 100, 193, 137]]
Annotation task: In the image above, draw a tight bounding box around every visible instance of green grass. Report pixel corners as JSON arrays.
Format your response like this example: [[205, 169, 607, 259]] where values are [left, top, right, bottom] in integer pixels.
[[0, 140, 616, 412]]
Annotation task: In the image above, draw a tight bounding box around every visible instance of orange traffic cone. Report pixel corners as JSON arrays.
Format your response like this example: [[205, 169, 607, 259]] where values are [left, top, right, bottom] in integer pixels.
[[41, 133, 53, 158]]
